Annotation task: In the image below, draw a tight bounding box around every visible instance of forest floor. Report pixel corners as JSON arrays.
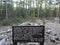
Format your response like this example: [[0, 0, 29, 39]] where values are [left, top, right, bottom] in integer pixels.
[[0, 18, 60, 45]]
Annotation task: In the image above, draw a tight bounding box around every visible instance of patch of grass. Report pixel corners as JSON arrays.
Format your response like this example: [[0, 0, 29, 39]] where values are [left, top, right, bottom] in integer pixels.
[[0, 19, 13, 26], [29, 16, 36, 22], [0, 17, 26, 26], [14, 17, 26, 23]]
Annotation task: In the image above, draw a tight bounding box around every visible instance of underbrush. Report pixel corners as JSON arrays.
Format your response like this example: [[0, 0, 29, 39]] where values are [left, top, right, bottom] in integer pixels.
[[0, 17, 26, 26]]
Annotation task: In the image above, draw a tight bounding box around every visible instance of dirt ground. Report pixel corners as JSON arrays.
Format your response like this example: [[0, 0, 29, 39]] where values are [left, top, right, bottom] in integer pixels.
[[0, 18, 60, 45]]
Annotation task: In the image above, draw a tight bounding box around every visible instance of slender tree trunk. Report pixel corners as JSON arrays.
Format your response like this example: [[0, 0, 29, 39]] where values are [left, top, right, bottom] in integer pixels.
[[5, 0, 8, 20], [26, 0, 27, 20], [28, 0, 32, 21], [37, 0, 39, 19], [33, 0, 35, 17], [49, 0, 52, 17], [59, 1, 60, 23]]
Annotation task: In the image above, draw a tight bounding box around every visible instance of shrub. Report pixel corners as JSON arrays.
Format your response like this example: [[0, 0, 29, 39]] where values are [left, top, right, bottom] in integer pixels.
[[0, 19, 13, 26], [14, 17, 26, 23], [29, 16, 36, 22], [0, 17, 26, 26]]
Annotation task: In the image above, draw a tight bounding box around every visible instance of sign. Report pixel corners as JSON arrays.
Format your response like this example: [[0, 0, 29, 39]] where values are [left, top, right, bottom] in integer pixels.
[[12, 26, 45, 45]]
